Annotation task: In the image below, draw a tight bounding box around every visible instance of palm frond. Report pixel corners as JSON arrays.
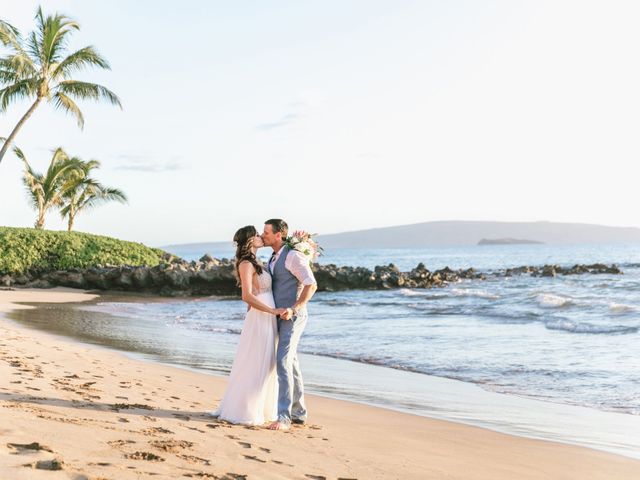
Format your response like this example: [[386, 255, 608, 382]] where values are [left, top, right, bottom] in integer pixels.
[[0, 19, 20, 46], [52, 46, 110, 79], [39, 7, 80, 65], [41, 151, 82, 205], [18, 148, 44, 209], [56, 80, 122, 108], [58, 156, 127, 222], [26, 30, 43, 67], [12, 144, 28, 162], [0, 78, 39, 111], [78, 184, 128, 211], [0, 68, 20, 83], [52, 91, 84, 128], [0, 53, 38, 79]]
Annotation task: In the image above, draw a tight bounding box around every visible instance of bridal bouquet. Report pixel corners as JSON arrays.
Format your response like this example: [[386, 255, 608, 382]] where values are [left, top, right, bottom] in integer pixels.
[[285, 230, 323, 262]]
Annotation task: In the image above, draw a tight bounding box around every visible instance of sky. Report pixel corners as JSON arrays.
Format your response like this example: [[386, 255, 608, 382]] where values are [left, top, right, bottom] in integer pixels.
[[1, 1, 640, 246]]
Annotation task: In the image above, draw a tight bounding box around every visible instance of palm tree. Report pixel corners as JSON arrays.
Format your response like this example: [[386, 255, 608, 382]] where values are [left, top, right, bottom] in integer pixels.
[[0, 7, 121, 165], [61, 158, 127, 231], [16, 146, 81, 229]]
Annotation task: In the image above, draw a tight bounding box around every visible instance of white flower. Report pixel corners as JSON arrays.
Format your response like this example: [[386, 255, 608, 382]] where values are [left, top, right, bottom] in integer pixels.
[[294, 241, 312, 254]]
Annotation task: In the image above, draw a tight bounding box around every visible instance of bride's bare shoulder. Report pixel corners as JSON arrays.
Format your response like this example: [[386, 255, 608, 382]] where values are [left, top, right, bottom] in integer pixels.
[[238, 260, 260, 273]]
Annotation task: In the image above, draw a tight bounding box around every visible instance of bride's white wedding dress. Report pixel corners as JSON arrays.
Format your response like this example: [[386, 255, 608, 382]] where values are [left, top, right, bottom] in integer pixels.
[[213, 270, 278, 425]]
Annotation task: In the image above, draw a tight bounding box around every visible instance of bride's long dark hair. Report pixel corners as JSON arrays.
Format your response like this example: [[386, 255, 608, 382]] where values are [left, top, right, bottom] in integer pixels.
[[233, 225, 263, 285]]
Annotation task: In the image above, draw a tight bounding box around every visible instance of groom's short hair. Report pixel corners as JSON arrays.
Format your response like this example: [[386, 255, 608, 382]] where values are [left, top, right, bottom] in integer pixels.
[[265, 218, 288, 237]]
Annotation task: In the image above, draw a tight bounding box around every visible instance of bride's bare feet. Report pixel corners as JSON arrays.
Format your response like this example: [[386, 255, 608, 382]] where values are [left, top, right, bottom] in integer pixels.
[[268, 420, 290, 431]]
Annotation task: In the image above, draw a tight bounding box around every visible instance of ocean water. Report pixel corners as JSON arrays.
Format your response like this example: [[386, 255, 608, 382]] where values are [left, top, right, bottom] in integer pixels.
[[8, 243, 640, 457]]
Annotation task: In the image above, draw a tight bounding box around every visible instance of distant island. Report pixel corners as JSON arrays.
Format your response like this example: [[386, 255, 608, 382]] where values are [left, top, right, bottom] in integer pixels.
[[478, 238, 544, 246]]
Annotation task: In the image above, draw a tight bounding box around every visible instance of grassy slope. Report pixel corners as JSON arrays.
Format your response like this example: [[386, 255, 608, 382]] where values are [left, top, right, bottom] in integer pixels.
[[0, 227, 166, 274]]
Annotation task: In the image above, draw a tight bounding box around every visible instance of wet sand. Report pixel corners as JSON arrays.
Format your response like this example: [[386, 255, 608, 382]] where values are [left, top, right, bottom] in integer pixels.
[[1, 288, 639, 479]]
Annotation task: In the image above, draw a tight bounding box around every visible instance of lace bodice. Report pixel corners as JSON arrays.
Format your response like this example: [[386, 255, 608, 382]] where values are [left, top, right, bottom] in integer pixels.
[[255, 270, 272, 294]]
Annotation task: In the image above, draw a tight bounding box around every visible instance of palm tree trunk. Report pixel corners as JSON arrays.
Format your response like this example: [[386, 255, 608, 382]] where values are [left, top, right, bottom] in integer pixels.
[[67, 212, 75, 232], [0, 97, 42, 165], [35, 213, 45, 229]]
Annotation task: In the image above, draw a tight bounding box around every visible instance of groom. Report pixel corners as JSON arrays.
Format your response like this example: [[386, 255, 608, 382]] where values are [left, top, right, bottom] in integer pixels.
[[262, 219, 317, 431]]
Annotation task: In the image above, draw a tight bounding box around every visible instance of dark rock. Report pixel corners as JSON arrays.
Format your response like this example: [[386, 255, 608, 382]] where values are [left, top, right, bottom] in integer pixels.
[[25, 279, 52, 289], [35, 459, 63, 471], [199, 253, 218, 264], [541, 265, 557, 277], [0, 257, 624, 296], [13, 273, 30, 284]]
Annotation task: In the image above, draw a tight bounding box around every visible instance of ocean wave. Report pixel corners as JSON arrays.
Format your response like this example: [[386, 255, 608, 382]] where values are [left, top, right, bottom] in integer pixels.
[[405, 303, 469, 315], [535, 293, 573, 308], [609, 302, 636, 313], [399, 288, 427, 297], [319, 299, 362, 307], [450, 288, 500, 300], [477, 310, 542, 324], [398, 289, 450, 299], [544, 319, 638, 335]]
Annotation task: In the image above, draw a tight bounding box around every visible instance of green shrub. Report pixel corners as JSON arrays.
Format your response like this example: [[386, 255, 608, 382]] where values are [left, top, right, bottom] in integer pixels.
[[0, 227, 166, 274]]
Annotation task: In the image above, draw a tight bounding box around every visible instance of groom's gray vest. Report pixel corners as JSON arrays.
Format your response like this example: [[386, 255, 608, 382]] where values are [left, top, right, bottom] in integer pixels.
[[272, 247, 301, 308]]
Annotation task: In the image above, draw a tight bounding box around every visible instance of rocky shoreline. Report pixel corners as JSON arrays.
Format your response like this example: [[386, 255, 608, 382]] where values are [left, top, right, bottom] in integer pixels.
[[0, 254, 623, 296]]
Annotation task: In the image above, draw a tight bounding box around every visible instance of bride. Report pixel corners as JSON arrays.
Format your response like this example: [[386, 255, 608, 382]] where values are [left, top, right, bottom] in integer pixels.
[[209, 225, 285, 425]]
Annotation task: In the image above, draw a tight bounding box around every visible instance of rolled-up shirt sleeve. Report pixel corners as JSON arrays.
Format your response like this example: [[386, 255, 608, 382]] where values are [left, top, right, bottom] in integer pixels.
[[285, 250, 317, 286]]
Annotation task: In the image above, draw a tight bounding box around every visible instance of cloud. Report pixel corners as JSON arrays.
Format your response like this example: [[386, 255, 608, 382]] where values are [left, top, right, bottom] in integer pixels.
[[114, 154, 184, 172], [255, 112, 301, 131]]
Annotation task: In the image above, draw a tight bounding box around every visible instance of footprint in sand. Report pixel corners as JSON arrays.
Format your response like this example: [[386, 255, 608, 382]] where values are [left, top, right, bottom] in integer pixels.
[[108, 439, 136, 448], [141, 427, 174, 436], [183, 426, 205, 434], [177, 454, 211, 465], [172, 413, 190, 421], [149, 439, 194, 453], [111, 403, 154, 412], [237, 441, 251, 449], [243, 454, 267, 463], [184, 473, 236, 479], [124, 451, 164, 462]]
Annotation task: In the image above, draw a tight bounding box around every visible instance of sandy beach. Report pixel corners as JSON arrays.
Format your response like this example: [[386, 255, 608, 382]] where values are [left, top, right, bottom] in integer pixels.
[[0, 288, 638, 479]]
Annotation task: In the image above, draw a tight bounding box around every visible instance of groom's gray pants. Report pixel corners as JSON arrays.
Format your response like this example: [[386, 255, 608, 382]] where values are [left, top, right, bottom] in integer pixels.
[[276, 313, 307, 424]]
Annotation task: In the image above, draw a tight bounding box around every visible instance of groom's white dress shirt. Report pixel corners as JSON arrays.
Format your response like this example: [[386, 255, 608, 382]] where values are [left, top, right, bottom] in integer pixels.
[[270, 247, 317, 286]]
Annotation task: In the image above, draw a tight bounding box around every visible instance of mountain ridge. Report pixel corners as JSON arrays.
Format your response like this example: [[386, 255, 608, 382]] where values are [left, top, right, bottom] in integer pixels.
[[162, 220, 640, 252]]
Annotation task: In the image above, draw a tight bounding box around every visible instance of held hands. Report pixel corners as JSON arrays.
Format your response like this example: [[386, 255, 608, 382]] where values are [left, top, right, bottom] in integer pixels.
[[274, 306, 302, 320]]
